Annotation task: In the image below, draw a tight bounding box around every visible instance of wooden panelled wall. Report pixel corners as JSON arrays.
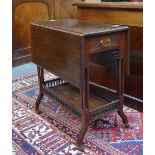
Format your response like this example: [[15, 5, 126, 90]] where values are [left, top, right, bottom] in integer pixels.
[[13, 0, 82, 66]]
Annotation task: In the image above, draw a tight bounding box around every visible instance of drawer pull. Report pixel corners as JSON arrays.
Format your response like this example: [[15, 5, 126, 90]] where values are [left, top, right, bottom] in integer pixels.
[[100, 38, 112, 47]]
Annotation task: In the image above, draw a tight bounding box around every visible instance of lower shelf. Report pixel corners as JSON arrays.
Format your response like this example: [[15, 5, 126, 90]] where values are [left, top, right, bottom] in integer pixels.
[[42, 78, 119, 121]]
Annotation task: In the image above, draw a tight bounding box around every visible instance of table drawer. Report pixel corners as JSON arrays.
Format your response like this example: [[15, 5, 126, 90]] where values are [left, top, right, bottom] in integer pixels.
[[87, 33, 120, 53]]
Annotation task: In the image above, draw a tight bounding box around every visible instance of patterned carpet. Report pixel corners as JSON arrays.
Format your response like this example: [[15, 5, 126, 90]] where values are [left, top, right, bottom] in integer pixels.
[[12, 71, 143, 155]]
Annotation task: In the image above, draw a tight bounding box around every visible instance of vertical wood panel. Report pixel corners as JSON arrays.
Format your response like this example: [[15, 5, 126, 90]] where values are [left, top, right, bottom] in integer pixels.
[[53, 0, 82, 19], [13, 0, 54, 66], [15, 3, 49, 50]]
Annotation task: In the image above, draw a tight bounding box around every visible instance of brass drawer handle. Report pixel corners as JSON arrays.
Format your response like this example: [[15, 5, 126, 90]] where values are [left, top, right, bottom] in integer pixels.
[[100, 38, 112, 47]]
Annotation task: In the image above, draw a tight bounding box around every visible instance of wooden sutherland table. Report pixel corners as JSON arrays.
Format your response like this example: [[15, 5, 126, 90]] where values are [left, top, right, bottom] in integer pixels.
[[31, 19, 129, 149]]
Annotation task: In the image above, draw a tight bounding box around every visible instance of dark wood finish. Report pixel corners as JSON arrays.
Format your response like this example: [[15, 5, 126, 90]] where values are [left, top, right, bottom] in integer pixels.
[[31, 19, 129, 149], [12, 0, 54, 66], [74, 2, 143, 112], [87, 33, 120, 54], [35, 66, 44, 114], [31, 22, 81, 88], [44, 83, 110, 111]]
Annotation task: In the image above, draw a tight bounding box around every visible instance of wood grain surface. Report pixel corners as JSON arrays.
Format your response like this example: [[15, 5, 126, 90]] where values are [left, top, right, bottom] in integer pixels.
[[12, 0, 54, 66]]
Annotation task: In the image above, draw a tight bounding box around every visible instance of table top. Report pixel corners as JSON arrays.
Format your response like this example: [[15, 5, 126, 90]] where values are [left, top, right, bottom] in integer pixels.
[[31, 19, 128, 37]]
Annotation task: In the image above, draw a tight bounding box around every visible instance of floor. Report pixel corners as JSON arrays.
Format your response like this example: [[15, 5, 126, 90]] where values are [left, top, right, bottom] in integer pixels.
[[12, 63, 37, 78], [12, 62, 143, 154]]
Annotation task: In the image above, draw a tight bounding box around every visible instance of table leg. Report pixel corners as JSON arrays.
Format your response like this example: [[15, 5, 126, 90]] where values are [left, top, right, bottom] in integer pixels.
[[35, 93, 44, 114], [77, 68, 89, 151], [35, 65, 44, 114], [117, 58, 129, 128]]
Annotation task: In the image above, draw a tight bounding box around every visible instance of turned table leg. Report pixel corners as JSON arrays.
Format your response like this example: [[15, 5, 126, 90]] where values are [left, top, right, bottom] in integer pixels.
[[77, 68, 90, 151], [117, 58, 129, 128], [35, 65, 44, 114]]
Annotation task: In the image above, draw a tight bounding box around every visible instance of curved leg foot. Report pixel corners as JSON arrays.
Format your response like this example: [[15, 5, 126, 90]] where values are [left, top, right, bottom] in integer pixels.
[[76, 145, 85, 152], [76, 129, 86, 152], [124, 123, 130, 128], [117, 110, 130, 128], [77, 129, 87, 150], [76, 110, 89, 152], [35, 93, 44, 114]]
